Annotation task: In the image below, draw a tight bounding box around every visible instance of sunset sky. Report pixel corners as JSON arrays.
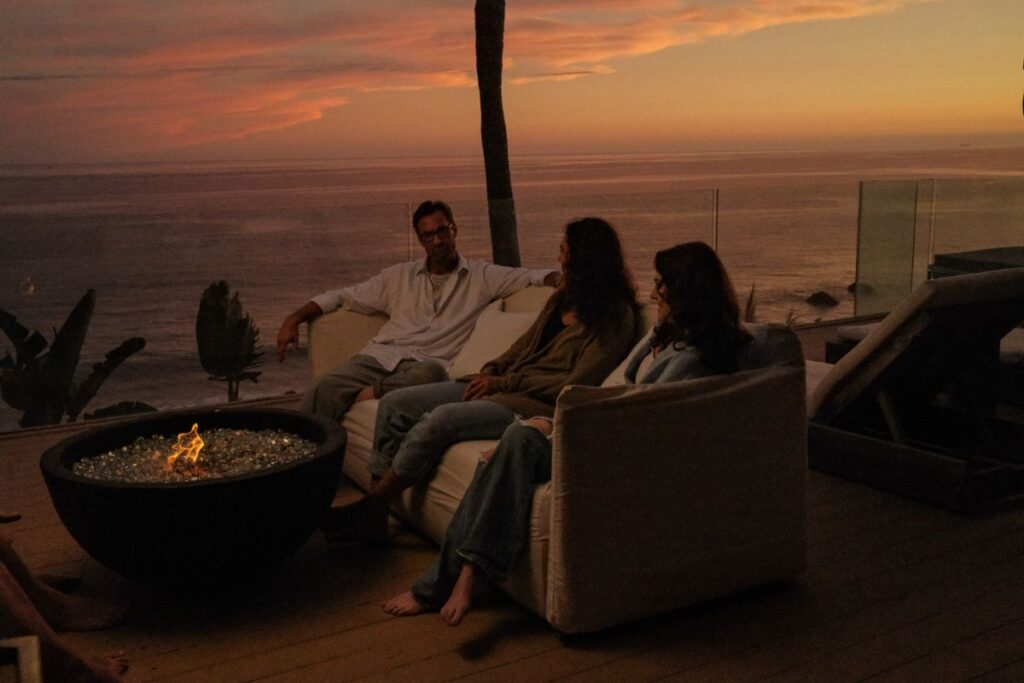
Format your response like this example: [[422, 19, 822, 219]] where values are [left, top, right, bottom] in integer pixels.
[[1, 0, 1020, 164]]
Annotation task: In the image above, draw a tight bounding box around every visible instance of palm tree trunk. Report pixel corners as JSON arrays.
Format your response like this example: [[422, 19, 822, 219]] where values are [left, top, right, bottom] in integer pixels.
[[475, 0, 521, 267]]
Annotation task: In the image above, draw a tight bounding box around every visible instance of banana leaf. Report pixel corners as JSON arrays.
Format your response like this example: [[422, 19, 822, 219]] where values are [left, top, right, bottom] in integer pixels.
[[66, 337, 146, 421], [0, 307, 48, 366], [44, 289, 94, 399]]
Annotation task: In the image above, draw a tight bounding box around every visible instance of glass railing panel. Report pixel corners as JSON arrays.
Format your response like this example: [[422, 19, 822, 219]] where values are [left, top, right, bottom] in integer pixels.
[[716, 181, 860, 324], [852, 180, 919, 316], [928, 177, 1024, 277], [449, 191, 717, 289], [11, 174, 1017, 433], [516, 190, 718, 288], [0, 168, 409, 431]]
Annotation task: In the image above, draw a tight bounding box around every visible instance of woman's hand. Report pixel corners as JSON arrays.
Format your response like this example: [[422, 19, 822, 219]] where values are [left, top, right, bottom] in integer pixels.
[[462, 374, 496, 400], [523, 417, 554, 437], [480, 417, 553, 462]]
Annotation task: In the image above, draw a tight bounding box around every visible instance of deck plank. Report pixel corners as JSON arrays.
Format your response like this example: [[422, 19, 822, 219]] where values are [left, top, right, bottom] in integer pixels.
[[2, 395, 1024, 682]]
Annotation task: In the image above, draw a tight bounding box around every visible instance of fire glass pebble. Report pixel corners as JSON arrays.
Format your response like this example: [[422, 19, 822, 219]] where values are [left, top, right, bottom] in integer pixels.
[[72, 428, 318, 483]]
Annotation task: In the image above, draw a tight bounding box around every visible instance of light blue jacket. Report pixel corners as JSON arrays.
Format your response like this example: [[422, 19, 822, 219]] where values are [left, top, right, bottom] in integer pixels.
[[622, 333, 716, 385]]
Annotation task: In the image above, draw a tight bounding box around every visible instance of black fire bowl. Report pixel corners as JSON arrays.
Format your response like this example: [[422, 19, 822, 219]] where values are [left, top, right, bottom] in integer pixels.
[[40, 408, 345, 585]]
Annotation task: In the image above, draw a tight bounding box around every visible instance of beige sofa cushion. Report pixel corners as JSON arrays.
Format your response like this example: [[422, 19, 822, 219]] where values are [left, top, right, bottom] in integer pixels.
[[448, 302, 537, 380], [502, 285, 556, 313], [340, 400, 379, 491], [340, 399, 552, 616], [307, 310, 387, 380]]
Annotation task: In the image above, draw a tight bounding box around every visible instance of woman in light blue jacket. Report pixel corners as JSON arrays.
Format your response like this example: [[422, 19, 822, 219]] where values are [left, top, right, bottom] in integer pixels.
[[384, 242, 753, 625]]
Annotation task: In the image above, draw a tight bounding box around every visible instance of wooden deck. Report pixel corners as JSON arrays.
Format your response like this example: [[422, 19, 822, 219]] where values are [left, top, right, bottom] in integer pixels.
[[4, 337, 1024, 681]]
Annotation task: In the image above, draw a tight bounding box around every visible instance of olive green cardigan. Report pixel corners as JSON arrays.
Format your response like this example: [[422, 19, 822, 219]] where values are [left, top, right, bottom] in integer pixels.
[[479, 290, 642, 418]]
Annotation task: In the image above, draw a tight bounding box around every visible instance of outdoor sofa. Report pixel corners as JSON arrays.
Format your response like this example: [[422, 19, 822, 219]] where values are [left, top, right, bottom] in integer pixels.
[[308, 286, 808, 633]]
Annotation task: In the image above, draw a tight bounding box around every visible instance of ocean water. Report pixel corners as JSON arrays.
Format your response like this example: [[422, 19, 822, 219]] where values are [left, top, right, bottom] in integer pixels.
[[1, 147, 1021, 432]]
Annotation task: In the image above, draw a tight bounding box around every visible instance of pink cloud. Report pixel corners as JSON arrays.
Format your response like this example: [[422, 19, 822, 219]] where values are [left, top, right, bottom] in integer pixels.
[[0, 0, 935, 157]]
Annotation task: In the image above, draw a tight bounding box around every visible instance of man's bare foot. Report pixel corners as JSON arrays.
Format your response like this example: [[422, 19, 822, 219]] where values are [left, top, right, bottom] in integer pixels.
[[440, 564, 479, 626], [382, 591, 429, 617], [45, 593, 130, 632], [102, 651, 130, 676], [320, 498, 389, 544]]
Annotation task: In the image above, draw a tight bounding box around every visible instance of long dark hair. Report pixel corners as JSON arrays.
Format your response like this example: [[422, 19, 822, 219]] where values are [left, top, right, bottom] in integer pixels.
[[561, 217, 638, 331], [650, 242, 751, 373]]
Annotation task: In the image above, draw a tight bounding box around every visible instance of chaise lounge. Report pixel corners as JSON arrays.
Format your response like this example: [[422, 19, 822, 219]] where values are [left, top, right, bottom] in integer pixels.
[[805, 267, 1024, 510], [308, 287, 809, 633]]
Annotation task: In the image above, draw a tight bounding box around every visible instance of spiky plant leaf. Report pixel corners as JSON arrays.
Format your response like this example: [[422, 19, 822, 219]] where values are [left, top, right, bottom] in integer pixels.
[[0, 307, 48, 366], [0, 291, 148, 427], [196, 281, 262, 401], [67, 337, 146, 421], [0, 365, 42, 412], [44, 289, 94, 396]]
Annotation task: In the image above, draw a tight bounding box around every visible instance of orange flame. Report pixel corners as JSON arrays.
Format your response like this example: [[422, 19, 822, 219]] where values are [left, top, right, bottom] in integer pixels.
[[165, 423, 204, 471]]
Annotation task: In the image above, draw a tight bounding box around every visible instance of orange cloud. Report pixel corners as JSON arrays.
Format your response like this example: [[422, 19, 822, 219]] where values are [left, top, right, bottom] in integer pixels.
[[0, 0, 936, 158]]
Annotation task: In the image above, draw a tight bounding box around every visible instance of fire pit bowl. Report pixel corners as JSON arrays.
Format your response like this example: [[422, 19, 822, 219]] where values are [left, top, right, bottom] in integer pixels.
[[40, 408, 345, 584]]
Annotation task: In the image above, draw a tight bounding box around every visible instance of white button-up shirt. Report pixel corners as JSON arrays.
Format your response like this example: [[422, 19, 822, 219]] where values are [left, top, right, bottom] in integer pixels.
[[310, 255, 555, 371]]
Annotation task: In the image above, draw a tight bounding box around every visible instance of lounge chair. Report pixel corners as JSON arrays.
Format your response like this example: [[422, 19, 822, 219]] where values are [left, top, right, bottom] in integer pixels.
[[806, 267, 1024, 509]]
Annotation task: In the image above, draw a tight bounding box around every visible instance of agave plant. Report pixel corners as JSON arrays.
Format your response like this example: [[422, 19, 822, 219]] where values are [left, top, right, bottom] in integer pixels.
[[196, 281, 262, 402], [0, 290, 147, 428]]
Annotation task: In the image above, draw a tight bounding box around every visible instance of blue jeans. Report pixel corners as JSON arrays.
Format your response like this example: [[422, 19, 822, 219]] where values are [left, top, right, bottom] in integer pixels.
[[369, 381, 518, 481], [411, 421, 553, 607]]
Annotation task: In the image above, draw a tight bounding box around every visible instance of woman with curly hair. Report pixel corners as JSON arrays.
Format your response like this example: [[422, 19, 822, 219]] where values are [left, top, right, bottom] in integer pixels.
[[322, 217, 642, 542], [384, 241, 752, 625]]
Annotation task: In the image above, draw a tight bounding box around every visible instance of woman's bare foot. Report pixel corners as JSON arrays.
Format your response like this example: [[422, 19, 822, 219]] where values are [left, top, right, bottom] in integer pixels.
[[320, 498, 389, 544], [440, 563, 479, 626], [43, 592, 130, 632], [44, 644, 128, 683], [382, 591, 429, 617]]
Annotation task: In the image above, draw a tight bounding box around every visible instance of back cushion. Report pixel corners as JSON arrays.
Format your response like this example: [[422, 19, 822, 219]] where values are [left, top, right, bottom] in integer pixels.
[[503, 285, 556, 313], [449, 304, 537, 379]]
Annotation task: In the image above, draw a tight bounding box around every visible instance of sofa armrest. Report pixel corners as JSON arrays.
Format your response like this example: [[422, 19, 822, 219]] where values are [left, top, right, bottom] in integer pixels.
[[545, 366, 808, 633], [308, 309, 388, 378]]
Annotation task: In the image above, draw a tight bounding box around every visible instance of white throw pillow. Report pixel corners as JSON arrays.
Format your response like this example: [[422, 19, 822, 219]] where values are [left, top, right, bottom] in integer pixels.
[[449, 305, 537, 379]]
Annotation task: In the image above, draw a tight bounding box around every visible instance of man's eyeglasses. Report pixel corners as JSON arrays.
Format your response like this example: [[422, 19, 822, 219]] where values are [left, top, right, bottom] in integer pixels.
[[418, 224, 454, 243]]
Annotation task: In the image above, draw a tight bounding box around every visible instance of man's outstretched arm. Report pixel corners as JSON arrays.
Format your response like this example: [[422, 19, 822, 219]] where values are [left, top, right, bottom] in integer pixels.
[[276, 301, 323, 362]]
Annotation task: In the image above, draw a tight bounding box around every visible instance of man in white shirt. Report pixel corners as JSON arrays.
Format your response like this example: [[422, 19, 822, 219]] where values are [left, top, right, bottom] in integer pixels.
[[276, 200, 560, 421]]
